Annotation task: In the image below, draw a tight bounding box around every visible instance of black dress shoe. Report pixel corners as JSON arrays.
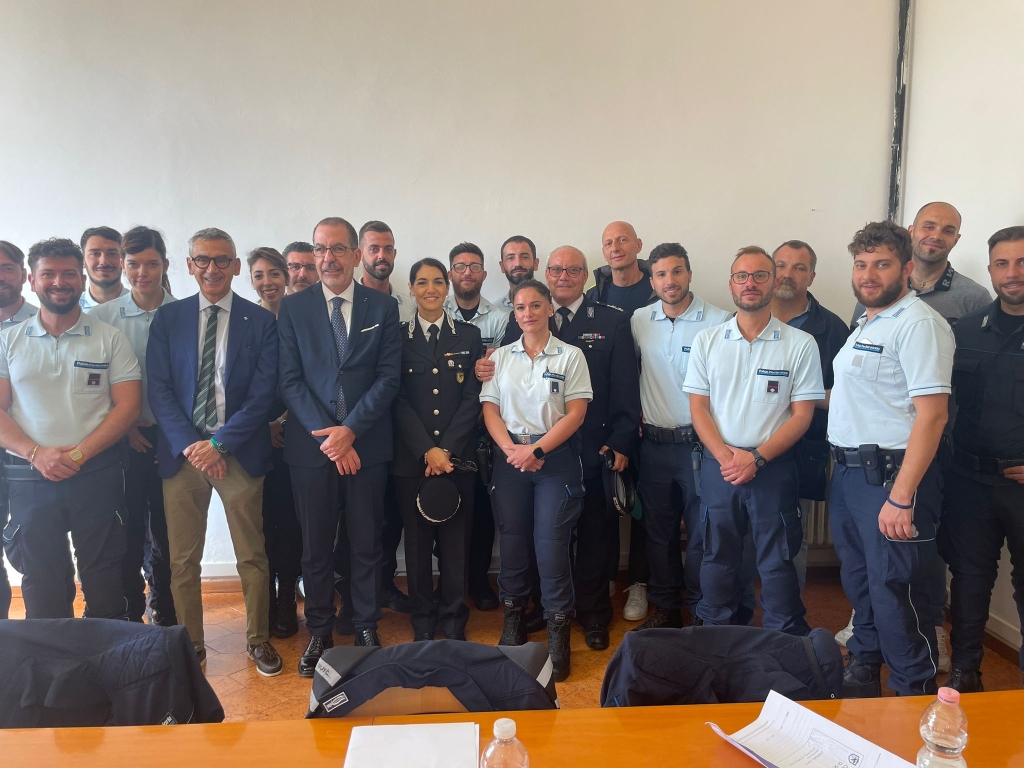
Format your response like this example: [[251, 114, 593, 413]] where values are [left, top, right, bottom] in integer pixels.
[[355, 628, 382, 647], [380, 582, 412, 614], [947, 667, 984, 693], [842, 654, 881, 698], [630, 606, 684, 632], [471, 586, 499, 611], [413, 632, 433, 642], [445, 632, 467, 641], [523, 605, 546, 634], [584, 624, 609, 650], [299, 634, 333, 677]]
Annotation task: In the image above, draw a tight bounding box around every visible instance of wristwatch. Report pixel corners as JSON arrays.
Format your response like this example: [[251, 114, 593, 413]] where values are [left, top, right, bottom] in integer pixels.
[[532, 445, 546, 460], [210, 437, 229, 455], [750, 448, 767, 469], [69, 449, 84, 464]]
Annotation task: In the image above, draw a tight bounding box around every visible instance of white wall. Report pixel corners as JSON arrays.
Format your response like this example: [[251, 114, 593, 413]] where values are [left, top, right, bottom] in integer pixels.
[[1, 1, 898, 576], [903, 0, 1024, 650]]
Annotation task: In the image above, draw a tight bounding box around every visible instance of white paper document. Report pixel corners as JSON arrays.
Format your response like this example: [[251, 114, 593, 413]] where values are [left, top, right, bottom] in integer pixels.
[[343, 722, 481, 768], [707, 690, 914, 768]]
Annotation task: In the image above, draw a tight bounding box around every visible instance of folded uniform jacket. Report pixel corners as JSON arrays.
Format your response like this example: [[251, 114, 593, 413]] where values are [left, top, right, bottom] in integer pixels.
[[308, 640, 558, 717], [600, 625, 843, 707], [0, 619, 224, 727]]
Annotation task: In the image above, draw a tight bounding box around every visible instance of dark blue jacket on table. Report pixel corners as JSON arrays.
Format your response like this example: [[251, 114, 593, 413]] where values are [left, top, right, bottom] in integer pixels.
[[277, 281, 401, 468], [146, 292, 278, 479]]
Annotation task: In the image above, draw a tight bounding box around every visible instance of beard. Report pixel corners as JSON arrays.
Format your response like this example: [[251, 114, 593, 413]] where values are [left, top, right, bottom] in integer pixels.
[[363, 259, 393, 281], [0, 281, 20, 308], [89, 273, 122, 289], [912, 241, 949, 265], [454, 283, 481, 302], [39, 289, 81, 314], [507, 268, 533, 286], [995, 285, 1024, 306], [732, 290, 772, 312], [853, 278, 904, 308], [774, 280, 798, 300]]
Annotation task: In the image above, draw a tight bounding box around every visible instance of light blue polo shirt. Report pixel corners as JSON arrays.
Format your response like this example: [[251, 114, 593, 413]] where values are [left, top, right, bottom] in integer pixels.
[[0, 310, 141, 451], [683, 314, 825, 448], [0, 299, 38, 330], [828, 292, 954, 450], [88, 288, 176, 425], [359, 278, 415, 324], [444, 294, 509, 349], [79, 282, 126, 309], [631, 295, 730, 428], [480, 332, 593, 436]]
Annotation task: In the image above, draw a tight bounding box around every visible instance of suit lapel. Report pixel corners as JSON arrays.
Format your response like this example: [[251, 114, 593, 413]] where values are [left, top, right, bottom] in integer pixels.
[[341, 284, 369, 367], [408, 320, 435, 362], [225, 292, 248, 382], [561, 298, 588, 340], [308, 281, 340, 367], [183, 295, 200, 388]]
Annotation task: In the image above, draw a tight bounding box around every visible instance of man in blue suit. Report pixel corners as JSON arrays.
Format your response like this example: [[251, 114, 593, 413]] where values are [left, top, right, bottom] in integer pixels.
[[147, 228, 283, 677], [278, 216, 401, 673]]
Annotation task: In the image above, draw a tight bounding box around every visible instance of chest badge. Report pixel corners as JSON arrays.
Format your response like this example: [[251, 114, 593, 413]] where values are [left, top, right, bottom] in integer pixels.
[[448, 359, 455, 368], [457, 371, 465, 383], [767, 380, 779, 394], [88, 373, 102, 386]]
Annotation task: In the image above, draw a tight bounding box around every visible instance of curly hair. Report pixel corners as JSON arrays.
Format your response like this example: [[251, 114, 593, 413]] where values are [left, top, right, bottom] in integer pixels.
[[848, 221, 912, 265], [27, 238, 84, 271]]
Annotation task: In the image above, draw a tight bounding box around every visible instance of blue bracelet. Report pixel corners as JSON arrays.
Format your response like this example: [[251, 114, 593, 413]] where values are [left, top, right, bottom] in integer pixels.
[[886, 495, 913, 510]]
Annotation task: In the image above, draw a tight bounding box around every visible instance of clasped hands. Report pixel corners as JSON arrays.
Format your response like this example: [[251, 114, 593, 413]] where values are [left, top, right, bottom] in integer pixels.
[[184, 439, 226, 479], [312, 425, 361, 475], [715, 446, 758, 486]]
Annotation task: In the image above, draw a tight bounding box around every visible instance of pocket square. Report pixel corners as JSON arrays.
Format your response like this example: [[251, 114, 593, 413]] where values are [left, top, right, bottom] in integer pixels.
[[360, 323, 380, 333]]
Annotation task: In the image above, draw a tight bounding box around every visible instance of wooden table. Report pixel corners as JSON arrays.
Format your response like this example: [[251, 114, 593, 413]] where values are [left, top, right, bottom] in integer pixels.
[[3, 692, 1022, 766]]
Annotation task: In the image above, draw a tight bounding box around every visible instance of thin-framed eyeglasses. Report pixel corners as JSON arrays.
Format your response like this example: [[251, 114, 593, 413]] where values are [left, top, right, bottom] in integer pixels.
[[312, 244, 355, 258], [730, 270, 773, 285], [287, 263, 316, 273], [547, 266, 586, 278], [451, 263, 484, 274], [190, 255, 234, 269]]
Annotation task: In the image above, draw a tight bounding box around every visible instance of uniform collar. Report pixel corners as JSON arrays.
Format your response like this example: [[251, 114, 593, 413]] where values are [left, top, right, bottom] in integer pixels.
[[509, 331, 564, 356], [444, 293, 499, 317], [554, 294, 585, 317], [23, 308, 93, 338], [80, 283, 125, 308], [651, 294, 706, 322], [117, 288, 175, 317], [413, 311, 455, 339], [858, 290, 919, 326], [722, 312, 783, 341], [198, 290, 233, 314], [2, 299, 37, 325]]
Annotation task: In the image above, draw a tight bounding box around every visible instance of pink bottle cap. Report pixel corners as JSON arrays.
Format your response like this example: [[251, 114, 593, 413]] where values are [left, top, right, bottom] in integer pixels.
[[938, 687, 960, 704]]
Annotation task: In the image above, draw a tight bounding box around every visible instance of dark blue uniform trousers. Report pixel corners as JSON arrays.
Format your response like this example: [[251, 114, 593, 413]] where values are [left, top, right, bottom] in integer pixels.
[[697, 455, 808, 636], [939, 471, 1024, 673], [638, 440, 701, 614], [3, 459, 128, 620], [830, 462, 942, 695], [491, 444, 585, 618]]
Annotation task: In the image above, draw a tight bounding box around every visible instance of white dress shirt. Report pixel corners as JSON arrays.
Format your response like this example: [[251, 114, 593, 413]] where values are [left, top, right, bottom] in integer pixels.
[[554, 295, 585, 330], [322, 280, 355, 332], [197, 291, 233, 433]]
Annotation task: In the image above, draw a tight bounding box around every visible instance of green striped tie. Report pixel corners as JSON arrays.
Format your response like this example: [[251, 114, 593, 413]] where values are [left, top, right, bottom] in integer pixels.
[[192, 305, 220, 433]]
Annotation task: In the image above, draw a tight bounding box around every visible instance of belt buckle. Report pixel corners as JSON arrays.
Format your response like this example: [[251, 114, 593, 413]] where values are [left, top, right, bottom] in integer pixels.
[[514, 434, 532, 445]]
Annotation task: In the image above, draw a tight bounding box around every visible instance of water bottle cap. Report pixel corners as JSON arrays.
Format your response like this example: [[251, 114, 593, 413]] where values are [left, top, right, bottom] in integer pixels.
[[493, 718, 516, 740], [937, 687, 960, 704]]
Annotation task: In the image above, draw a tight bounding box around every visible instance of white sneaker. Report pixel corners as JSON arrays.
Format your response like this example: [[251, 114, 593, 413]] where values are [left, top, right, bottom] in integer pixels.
[[623, 582, 648, 622], [936, 626, 951, 673], [609, 580, 617, 599], [835, 609, 855, 646]]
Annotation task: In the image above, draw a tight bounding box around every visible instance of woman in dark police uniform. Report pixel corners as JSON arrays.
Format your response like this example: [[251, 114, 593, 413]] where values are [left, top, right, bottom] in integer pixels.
[[393, 257, 482, 641], [480, 279, 592, 681]]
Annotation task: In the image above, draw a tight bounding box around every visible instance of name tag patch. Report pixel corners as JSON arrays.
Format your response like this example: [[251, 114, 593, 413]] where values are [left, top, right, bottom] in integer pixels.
[[756, 368, 790, 377], [73, 361, 109, 370], [323, 691, 349, 712], [852, 341, 884, 354], [542, 371, 566, 381]]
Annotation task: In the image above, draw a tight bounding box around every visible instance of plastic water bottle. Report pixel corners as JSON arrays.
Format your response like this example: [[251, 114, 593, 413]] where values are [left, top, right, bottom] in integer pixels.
[[480, 717, 530, 768], [917, 687, 968, 767]]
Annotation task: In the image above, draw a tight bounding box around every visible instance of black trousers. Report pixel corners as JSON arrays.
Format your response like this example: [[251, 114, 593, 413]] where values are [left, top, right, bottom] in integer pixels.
[[123, 426, 175, 623], [379, 477, 403, 589], [572, 473, 617, 626], [264, 446, 302, 589], [468, 473, 496, 599], [3, 457, 127, 620], [292, 461, 387, 635], [939, 471, 1024, 672], [395, 472, 472, 636]]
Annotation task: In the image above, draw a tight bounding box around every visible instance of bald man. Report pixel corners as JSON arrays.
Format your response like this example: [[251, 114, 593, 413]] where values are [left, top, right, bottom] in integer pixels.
[[849, 202, 991, 326]]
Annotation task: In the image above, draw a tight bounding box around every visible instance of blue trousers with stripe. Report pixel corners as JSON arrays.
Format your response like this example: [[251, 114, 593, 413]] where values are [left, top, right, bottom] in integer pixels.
[[829, 462, 941, 696]]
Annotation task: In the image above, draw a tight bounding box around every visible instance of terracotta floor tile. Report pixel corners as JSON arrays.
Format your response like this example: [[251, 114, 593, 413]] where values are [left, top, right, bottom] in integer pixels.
[[205, 651, 255, 677], [215, 685, 288, 718], [206, 674, 246, 698], [202, 623, 231, 642], [205, 631, 250, 655]]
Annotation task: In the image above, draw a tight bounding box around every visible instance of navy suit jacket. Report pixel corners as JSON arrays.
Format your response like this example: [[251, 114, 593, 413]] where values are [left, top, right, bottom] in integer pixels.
[[277, 281, 401, 468], [147, 292, 278, 480]]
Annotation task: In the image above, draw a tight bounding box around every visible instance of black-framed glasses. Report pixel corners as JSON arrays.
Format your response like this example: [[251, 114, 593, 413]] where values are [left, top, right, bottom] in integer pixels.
[[312, 244, 355, 258], [190, 255, 234, 269], [451, 263, 484, 274], [287, 263, 316, 272], [730, 270, 773, 285], [547, 266, 586, 278]]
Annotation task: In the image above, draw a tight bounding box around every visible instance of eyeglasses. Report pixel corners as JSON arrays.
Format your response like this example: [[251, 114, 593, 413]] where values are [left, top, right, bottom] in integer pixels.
[[312, 244, 355, 258], [546, 266, 586, 278], [730, 270, 773, 285], [190, 255, 234, 269], [287, 263, 316, 272], [451, 263, 483, 274]]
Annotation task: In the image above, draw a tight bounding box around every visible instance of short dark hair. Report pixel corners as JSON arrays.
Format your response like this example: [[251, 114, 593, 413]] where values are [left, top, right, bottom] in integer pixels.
[[731, 245, 774, 272], [247, 246, 287, 274], [511, 278, 551, 305], [409, 257, 450, 287], [358, 220, 393, 243], [122, 226, 170, 293], [449, 242, 484, 265], [848, 221, 912, 265], [988, 226, 1024, 255], [500, 235, 536, 260], [0, 241, 26, 268], [772, 239, 818, 271], [314, 217, 358, 248], [189, 227, 236, 258], [28, 238, 84, 271], [80, 226, 122, 250], [282, 241, 314, 259], [649, 242, 690, 270]]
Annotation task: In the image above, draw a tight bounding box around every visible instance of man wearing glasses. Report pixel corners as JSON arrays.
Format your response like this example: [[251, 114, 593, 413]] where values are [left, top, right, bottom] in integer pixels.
[[284, 242, 317, 292], [147, 228, 282, 676], [683, 246, 823, 635], [278, 217, 400, 670], [478, 246, 641, 650]]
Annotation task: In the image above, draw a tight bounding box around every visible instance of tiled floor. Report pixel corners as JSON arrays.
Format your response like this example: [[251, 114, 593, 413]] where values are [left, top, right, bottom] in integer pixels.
[[9, 568, 1021, 721]]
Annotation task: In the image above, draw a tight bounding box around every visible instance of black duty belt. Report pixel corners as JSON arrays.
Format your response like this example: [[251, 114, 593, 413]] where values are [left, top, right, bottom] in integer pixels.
[[953, 448, 1024, 476], [641, 424, 696, 445], [2, 446, 121, 481], [830, 445, 906, 469], [509, 432, 545, 445]]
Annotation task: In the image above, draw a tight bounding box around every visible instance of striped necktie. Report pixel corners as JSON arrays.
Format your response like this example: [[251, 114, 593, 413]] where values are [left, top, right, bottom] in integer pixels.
[[192, 305, 220, 433], [331, 297, 348, 421]]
